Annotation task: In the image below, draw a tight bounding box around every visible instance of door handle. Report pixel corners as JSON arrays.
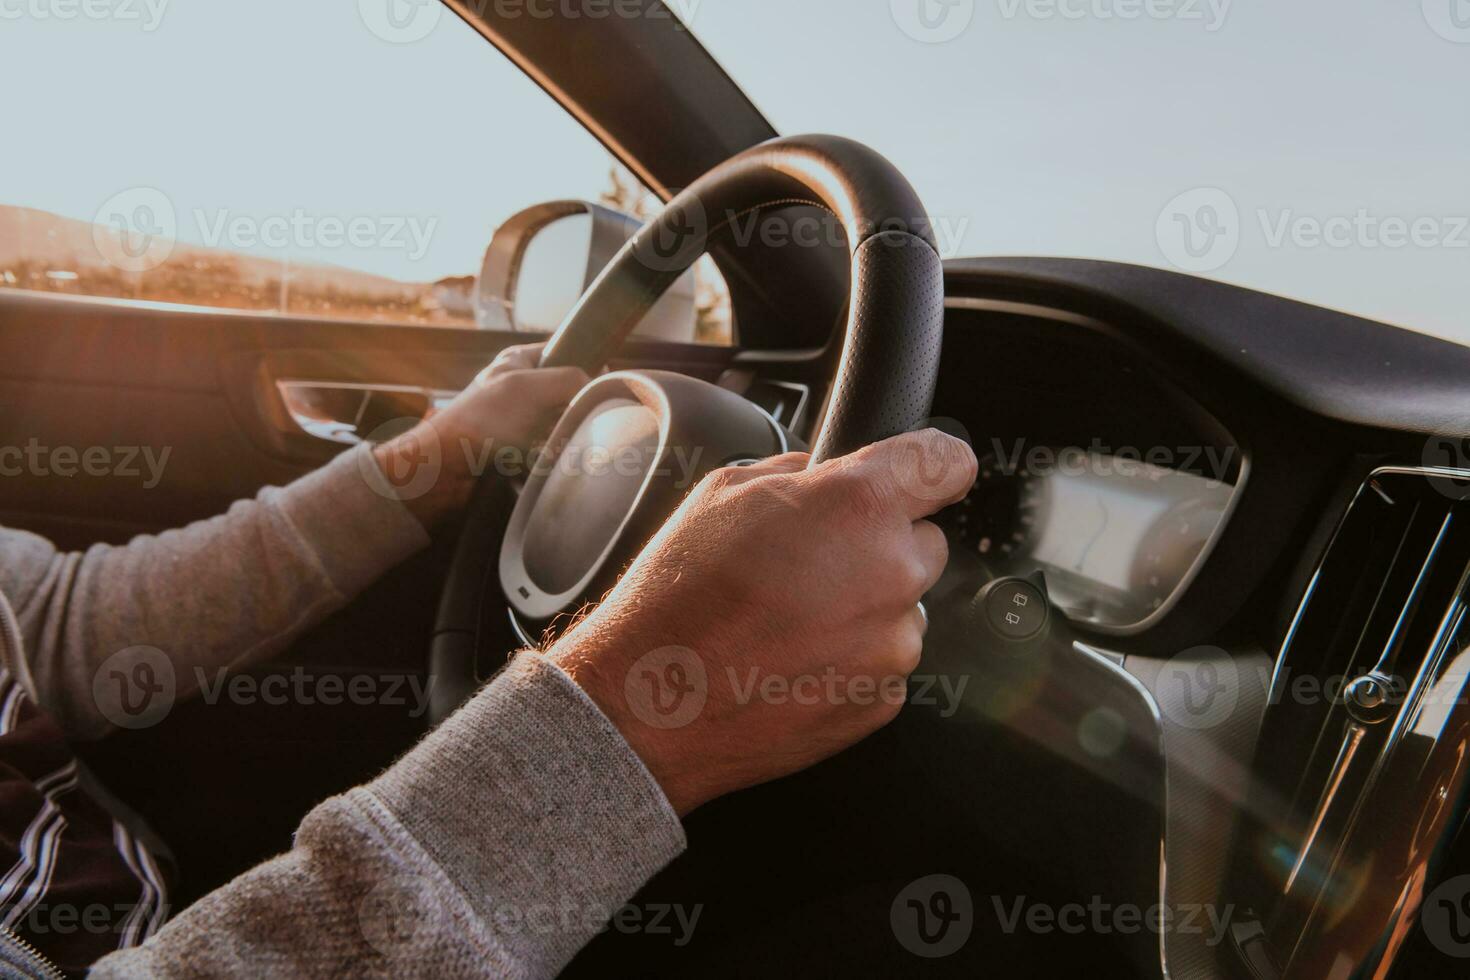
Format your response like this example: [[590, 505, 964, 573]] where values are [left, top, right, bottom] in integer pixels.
[[276, 380, 457, 445]]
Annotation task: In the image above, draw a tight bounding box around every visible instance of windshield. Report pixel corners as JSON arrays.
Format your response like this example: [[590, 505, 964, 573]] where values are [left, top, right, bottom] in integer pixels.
[[686, 1, 1468, 345]]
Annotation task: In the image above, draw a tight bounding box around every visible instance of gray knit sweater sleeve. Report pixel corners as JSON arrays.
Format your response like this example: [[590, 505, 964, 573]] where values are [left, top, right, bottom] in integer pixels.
[[0, 444, 430, 739], [90, 653, 687, 978], [0, 445, 688, 976]]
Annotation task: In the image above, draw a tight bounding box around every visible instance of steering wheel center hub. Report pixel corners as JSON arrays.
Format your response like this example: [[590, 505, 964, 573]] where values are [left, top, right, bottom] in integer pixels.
[[500, 370, 786, 622]]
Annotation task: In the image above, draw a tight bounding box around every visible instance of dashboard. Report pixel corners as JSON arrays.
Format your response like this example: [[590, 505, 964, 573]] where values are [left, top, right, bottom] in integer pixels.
[[911, 260, 1470, 979]]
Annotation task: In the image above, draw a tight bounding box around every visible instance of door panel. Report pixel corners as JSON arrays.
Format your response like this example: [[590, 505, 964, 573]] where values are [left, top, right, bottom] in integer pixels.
[[1, 291, 516, 540], [0, 289, 735, 537]]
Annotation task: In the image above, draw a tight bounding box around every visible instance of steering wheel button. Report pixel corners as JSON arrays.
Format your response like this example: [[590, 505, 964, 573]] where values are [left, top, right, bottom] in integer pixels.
[[982, 579, 1049, 641]]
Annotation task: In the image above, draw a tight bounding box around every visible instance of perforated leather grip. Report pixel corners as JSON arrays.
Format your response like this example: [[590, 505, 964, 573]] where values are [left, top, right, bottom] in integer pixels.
[[809, 230, 943, 462], [539, 134, 944, 463]]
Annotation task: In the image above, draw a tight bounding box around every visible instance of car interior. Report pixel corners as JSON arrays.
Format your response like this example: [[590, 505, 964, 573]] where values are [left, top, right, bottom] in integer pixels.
[[3, 2, 1469, 977]]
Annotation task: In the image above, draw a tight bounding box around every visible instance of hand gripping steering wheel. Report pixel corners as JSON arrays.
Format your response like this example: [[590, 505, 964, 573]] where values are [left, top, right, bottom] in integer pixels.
[[428, 135, 945, 723]]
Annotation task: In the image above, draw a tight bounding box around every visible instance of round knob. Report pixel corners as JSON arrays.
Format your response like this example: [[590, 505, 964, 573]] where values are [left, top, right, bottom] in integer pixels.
[[1344, 673, 1396, 725], [971, 574, 1050, 644]]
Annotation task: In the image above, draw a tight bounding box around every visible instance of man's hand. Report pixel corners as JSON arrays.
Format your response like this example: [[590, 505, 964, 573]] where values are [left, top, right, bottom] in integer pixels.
[[550, 429, 978, 816], [372, 343, 587, 527]]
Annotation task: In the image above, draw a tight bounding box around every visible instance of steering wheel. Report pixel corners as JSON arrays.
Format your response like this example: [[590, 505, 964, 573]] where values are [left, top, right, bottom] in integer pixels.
[[428, 134, 945, 724]]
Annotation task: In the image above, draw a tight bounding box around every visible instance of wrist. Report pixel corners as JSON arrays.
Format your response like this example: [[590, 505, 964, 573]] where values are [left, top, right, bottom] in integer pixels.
[[550, 632, 703, 817], [371, 422, 475, 529]]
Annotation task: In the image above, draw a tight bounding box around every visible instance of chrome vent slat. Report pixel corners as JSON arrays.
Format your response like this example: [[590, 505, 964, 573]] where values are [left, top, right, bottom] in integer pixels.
[[1226, 467, 1470, 978]]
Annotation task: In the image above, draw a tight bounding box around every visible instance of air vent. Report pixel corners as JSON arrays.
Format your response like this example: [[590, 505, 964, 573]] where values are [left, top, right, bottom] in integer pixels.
[[739, 379, 810, 433], [1228, 468, 1470, 977]]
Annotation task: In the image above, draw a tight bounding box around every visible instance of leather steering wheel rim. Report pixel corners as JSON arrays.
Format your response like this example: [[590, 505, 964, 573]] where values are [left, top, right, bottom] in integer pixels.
[[428, 134, 945, 723], [538, 133, 945, 464]]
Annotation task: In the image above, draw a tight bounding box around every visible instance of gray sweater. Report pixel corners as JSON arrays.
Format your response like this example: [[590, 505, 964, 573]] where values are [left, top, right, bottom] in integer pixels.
[[0, 445, 686, 977]]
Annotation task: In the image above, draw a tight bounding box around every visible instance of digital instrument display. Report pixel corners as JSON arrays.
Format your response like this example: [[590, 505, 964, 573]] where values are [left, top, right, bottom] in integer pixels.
[[941, 447, 1237, 630]]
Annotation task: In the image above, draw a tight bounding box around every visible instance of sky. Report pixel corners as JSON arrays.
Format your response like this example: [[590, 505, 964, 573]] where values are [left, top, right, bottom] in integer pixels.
[[0, 2, 621, 284], [685, 0, 1470, 344], [1, 0, 1467, 343]]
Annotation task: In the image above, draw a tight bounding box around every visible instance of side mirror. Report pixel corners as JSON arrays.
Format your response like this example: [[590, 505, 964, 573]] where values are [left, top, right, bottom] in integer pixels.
[[475, 201, 697, 342]]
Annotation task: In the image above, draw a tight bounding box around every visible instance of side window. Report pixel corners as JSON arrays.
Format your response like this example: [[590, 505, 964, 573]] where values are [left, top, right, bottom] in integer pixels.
[[0, 4, 732, 345]]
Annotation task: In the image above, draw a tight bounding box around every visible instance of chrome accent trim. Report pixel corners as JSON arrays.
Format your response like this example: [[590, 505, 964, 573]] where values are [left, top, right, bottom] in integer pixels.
[[1267, 464, 1470, 708], [745, 399, 791, 455], [1070, 641, 1173, 978], [763, 380, 811, 434], [508, 608, 538, 650], [277, 378, 458, 398], [1283, 723, 1366, 894], [1329, 554, 1470, 856], [1369, 511, 1454, 677], [1288, 562, 1470, 972], [1103, 643, 1270, 980], [1073, 640, 1126, 669]]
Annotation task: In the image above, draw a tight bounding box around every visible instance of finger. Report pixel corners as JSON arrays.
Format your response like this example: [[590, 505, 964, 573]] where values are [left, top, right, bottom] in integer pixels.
[[908, 602, 930, 640], [480, 343, 547, 381], [710, 451, 811, 487], [884, 609, 927, 678], [910, 519, 950, 595], [498, 342, 547, 366], [839, 429, 978, 522]]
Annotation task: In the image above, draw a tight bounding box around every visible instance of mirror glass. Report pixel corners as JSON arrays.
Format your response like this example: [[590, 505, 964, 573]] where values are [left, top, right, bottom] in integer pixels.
[[512, 213, 592, 334], [503, 205, 701, 342]]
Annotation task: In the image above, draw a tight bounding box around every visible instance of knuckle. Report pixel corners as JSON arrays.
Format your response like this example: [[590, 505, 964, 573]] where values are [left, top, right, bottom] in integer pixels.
[[495, 370, 533, 394], [765, 451, 811, 470], [698, 466, 741, 497], [895, 558, 929, 599]]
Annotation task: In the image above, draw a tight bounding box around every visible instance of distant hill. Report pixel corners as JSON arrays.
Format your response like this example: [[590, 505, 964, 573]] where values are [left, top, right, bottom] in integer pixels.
[[0, 203, 421, 295], [0, 203, 473, 326]]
